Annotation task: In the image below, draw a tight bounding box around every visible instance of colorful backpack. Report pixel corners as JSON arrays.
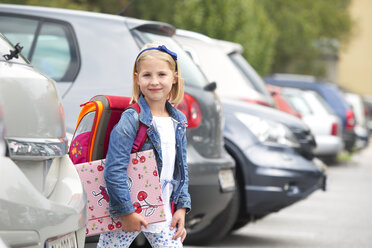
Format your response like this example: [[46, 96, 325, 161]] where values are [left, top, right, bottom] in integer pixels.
[[69, 95, 146, 164]]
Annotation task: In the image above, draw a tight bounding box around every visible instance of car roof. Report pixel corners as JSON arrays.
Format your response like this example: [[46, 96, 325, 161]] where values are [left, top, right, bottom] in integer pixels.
[[0, 3, 175, 35], [265, 76, 336, 91], [176, 29, 242, 54]]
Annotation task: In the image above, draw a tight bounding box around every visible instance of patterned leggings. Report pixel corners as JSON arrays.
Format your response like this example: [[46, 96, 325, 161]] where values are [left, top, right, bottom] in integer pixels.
[[97, 227, 183, 248]]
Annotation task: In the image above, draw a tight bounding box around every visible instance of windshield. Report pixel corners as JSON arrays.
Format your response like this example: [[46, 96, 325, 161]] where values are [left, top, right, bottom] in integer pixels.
[[229, 52, 272, 99], [132, 31, 208, 88]]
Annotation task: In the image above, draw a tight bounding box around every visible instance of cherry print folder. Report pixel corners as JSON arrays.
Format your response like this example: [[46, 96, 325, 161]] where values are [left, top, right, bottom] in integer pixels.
[[75, 149, 165, 236]]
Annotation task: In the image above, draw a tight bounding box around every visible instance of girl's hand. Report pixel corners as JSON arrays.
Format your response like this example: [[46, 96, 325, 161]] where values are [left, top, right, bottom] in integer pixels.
[[170, 208, 187, 242], [119, 212, 148, 232]]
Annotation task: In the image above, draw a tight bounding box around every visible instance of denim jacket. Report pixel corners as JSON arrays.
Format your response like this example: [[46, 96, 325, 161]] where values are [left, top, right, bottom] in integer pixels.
[[104, 94, 191, 217]]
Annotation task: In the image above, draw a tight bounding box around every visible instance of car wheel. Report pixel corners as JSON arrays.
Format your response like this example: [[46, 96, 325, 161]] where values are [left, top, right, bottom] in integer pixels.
[[230, 177, 251, 232], [231, 216, 250, 232], [184, 189, 239, 245]]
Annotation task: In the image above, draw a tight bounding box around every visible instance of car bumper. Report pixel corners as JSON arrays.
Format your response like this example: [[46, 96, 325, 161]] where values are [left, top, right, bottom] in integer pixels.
[[313, 135, 344, 156], [243, 145, 326, 215], [0, 155, 87, 248], [354, 125, 369, 149], [342, 129, 356, 151], [186, 145, 235, 231]]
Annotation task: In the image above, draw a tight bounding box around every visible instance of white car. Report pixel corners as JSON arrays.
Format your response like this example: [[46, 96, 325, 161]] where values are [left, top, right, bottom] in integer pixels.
[[0, 33, 86, 248], [280, 87, 344, 161], [175, 29, 273, 107]]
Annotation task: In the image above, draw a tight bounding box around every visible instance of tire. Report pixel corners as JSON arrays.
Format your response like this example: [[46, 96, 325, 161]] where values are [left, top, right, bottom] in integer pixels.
[[230, 178, 251, 232], [231, 216, 250, 232], [184, 189, 240, 245]]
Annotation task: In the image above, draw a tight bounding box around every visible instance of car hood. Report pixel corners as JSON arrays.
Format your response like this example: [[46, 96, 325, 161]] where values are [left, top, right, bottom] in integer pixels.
[[222, 98, 310, 132]]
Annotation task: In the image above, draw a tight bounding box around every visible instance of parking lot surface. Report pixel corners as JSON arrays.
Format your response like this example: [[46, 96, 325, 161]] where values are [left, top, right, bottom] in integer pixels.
[[185, 142, 372, 248]]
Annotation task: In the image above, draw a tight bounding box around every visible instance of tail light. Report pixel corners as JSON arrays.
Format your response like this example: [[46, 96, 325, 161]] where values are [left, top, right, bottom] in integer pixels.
[[364, 106, 369, 116], [345, 109, 355, 131], [331, 122, 338, 136], [241, 98, 271, 107], [177, 93, 202, 129]]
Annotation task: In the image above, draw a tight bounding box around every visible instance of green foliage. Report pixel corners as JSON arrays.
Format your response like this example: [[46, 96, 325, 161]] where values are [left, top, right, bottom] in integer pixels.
[[260, 0, 353, 75], [130, 0, 277, 75], [3, 0, 353, 77]]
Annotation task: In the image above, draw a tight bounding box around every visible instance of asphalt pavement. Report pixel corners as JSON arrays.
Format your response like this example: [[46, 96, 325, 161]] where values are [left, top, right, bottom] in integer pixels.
[[185, 141, 372, 248]]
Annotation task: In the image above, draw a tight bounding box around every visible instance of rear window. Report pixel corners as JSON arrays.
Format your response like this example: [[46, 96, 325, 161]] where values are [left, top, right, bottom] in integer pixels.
[[132, 30, 208, 88], [0, 15, 79, 82], [282, 93, 313, 116], [229, 52, 271, 98], [307, 91, 335, 115]]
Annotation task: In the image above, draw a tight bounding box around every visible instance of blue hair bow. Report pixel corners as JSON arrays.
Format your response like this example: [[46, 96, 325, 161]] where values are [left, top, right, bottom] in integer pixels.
[[136, 45, 178, 63]]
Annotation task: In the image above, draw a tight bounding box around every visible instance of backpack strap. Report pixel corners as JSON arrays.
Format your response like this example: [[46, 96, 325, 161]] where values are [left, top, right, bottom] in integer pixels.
[[131, 123, 147, 153], [128, 102, 148, 153]]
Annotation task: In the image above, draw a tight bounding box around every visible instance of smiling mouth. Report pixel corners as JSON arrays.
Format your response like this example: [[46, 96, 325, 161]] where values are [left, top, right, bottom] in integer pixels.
[[149, 88, 162, 91]]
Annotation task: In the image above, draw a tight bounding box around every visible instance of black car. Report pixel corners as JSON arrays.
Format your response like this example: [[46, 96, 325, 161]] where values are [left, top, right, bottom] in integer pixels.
[[222, 99, 326, 230]]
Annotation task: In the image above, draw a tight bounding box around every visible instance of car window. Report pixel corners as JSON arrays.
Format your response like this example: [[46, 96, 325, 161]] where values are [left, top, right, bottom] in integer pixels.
[[0, 15, 79, 82], [229, 52, 272, 98], [132, 31, 208, 88], [306, 91, 335, 115], [282, 93, 313, 116], [198, 44, 255, 95], [32, 22, 72, 80]]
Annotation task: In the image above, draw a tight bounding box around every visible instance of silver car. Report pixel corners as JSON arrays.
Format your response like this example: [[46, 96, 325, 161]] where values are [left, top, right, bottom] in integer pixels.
[[0, 33, 86, 248], [280, 87, 344, 161]]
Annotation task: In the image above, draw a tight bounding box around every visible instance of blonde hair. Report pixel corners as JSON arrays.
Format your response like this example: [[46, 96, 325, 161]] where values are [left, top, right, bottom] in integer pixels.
[[132, 42, 184, 106]]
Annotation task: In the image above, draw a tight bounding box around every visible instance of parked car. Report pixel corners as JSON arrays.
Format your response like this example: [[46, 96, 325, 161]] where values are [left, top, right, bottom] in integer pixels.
[[213, 37, 276, 107], [222, 98, 326, 231], [343, 92, 369, 149], [265, 74, 357, 152], [174, 31, 317, 161], [0, 33, 86, 248], [174, 30, 326, 231], [175, 29, 274, 107], [280, 87, 344, 161], [0, 4, 236, 245]]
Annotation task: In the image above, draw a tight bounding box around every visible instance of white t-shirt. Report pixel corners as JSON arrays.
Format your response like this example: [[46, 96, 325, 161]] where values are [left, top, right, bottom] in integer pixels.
[[142, 116, 176, 233]]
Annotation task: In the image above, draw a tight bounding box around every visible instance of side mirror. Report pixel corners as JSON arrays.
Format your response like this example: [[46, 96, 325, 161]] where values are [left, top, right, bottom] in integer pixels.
[[204, 81, 217, 92]]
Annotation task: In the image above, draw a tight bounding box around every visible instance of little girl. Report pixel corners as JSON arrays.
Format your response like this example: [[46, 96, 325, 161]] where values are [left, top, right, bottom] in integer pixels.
[[98, 43, 191, 247]]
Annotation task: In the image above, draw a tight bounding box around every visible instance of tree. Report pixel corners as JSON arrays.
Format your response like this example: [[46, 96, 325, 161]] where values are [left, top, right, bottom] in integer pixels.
[[3, 0, 353, 77], [260, 0, 353, 76], [130, 0, 277, 75]]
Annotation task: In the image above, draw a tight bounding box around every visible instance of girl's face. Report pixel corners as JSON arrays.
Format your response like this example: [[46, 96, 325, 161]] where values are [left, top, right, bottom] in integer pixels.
[[135, 56, 177, 105]]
